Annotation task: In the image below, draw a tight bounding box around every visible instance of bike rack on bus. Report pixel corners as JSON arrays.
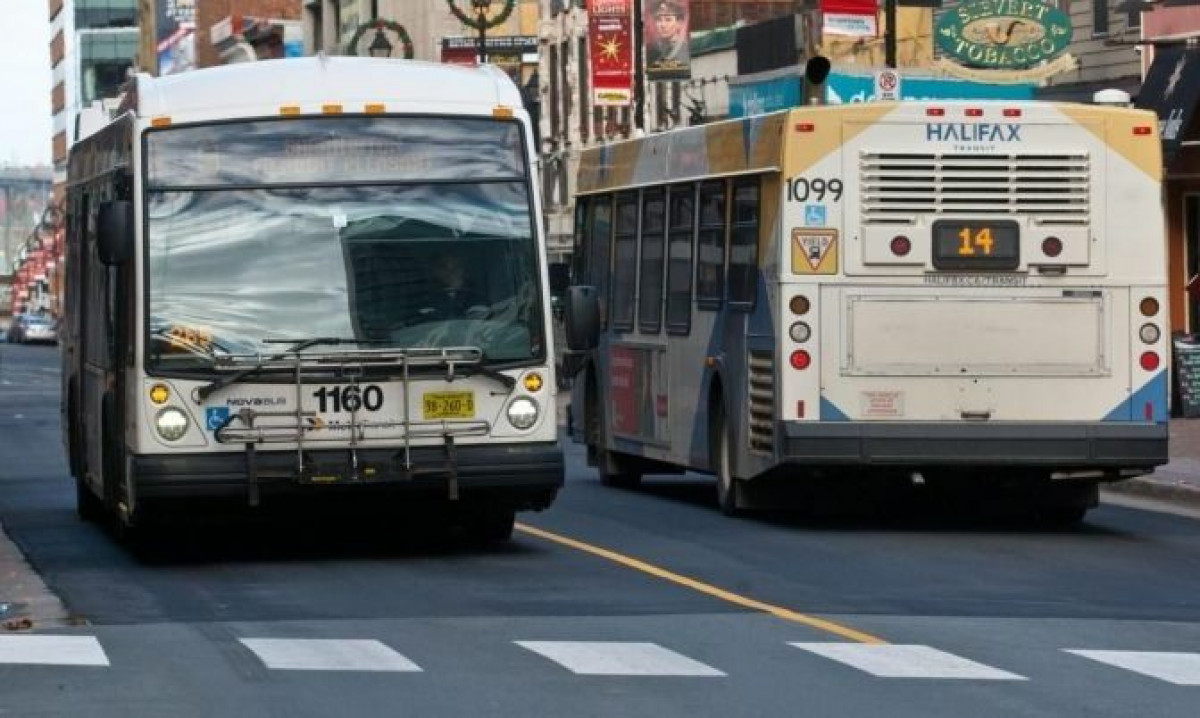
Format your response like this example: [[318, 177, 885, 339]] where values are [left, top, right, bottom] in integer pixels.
[[210, 346, 496, 505]]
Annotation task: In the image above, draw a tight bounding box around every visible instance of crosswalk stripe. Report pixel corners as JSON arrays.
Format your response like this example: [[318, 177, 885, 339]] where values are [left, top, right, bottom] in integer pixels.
[[239, 638, 422, 672], [790, 643, 1026, 680], [515, 641, 725, 676], [1066, 650, 1200, 685], [0, 636, 109, 666]]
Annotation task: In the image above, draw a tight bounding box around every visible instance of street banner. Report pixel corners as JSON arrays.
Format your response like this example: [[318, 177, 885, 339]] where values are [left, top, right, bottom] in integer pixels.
[[157, 0, 196, 75], [588, 0, 634, 106], [644, 0, 691, 82], [821, 0, 878, 38]]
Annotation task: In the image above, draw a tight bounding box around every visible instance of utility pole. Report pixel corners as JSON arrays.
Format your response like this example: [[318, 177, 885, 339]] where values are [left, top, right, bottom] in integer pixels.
[[884, 0, 897, 69], [138, 0, 157, 75], [633, 0, 645, 131]]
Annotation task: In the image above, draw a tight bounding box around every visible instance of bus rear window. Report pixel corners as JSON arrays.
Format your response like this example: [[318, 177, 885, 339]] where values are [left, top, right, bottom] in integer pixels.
[[146, 117, 526, 187]]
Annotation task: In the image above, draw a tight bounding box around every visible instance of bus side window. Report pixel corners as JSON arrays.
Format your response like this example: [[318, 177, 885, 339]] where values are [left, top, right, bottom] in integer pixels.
[[696, 180, 726, 309], [728, 178, 760, 310], [589, 195, 614, 329], [638, 187, 666, 334], [665, 183, 695, 335], [611, 191, 639, 332]]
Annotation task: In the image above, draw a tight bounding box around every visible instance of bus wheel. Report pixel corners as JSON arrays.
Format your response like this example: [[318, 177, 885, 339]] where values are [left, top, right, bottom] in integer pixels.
[[75, 478, 103, 523], [466, 507, 516, 542], [713, 406, 742, 517]]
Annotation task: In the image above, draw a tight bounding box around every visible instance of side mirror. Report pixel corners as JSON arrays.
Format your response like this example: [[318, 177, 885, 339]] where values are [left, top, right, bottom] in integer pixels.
[[804, 55, 831, 86], [97, 200, 133, 266], [564, 285, 600, 352]]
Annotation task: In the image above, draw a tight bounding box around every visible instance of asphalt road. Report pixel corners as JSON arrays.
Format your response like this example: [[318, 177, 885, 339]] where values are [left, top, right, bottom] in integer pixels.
[[1, 342, 1199, 717]]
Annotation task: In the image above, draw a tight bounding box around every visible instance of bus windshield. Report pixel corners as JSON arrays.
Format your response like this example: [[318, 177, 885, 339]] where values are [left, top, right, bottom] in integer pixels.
[[144, 117, 543, 371]]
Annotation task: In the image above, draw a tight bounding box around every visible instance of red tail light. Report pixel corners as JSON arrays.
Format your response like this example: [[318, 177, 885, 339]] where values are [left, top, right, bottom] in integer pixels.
[[1140, 352, 1160, 371], [790, 350, 812, 370]]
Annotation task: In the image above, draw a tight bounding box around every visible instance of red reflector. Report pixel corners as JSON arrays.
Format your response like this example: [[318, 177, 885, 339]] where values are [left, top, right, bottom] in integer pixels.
[[797, 400, 805, 419], [1140, 351, 1160, 371], [925, 108, 945, 117], [1042, 236, 1063, 258], [1003, 108, 1022, 117], [790, 350, 812, 370], [965, 108, 984, 117], [890, 235, 912, 257], [1133, 126, 1152, 136], [795, 123, 815, 132], [1145, 401, 1154, 421]]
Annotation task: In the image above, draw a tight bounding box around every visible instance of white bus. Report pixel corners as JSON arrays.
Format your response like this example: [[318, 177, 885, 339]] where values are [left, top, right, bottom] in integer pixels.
[[565, 100, 1169, 523], [63, 57, 562, 540]]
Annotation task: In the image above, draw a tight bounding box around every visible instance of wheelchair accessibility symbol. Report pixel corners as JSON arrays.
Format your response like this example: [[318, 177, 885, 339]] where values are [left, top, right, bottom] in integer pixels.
[[804, 204, 826, 227], [206, 406, 230, 431]]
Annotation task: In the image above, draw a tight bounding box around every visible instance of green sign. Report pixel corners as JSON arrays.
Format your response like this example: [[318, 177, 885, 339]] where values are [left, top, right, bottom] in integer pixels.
[[936, 0, 1072, 69]]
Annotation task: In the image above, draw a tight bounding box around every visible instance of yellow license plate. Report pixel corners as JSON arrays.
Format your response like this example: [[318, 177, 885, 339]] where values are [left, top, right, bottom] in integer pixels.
[[422, 391, 476, 420]]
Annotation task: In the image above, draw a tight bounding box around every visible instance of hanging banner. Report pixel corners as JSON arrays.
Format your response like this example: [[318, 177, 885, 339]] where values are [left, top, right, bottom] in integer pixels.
[[821, 0, 878, 38], [588, 0, 634, 106], [644, 0, 691, 82], [157, 0, 196, 75]]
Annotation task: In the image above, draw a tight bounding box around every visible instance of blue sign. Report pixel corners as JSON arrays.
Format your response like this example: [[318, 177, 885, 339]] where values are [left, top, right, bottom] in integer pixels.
[[205, 406, 230, 431], [825, 72, 1035, 104], [730, 75, 803, 118], [804, 204, 827, 226]]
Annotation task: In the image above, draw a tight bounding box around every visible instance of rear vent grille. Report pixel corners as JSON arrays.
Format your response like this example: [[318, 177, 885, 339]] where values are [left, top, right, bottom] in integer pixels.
[[748, 350, 774, 453], [860, 152, 1090, 226]]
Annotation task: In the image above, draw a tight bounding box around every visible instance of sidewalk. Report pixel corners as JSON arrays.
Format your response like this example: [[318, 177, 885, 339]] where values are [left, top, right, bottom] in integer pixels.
[[1103, 418, 1200, 508]]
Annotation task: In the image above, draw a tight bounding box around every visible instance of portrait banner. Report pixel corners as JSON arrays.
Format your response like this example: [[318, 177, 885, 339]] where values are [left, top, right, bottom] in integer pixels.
[[588, 0, 634, 106], [644, 0, 691, 82]]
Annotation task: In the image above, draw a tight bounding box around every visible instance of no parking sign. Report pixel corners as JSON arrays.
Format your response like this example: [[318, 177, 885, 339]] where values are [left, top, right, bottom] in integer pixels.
[[874, 69, 901, 101]]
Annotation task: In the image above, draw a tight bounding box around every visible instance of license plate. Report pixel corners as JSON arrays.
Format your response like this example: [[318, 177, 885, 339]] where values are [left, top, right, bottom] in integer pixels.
[[932, 220, 1020, 271], [422, 391, 476, 420]]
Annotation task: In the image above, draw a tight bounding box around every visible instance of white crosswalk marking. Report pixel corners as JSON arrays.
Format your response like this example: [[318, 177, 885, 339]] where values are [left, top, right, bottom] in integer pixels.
[[239, 638, 422, 672], [0, 636, 109, 666], [790, 643, 1026, 680], [1066, 650, 1200, 685], [515, 641, 725, 676]]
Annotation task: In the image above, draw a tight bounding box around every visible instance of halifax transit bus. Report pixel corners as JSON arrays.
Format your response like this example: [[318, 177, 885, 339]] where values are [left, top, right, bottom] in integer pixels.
[[62, 57, 562, 540], [564, 100, 1169, 524]]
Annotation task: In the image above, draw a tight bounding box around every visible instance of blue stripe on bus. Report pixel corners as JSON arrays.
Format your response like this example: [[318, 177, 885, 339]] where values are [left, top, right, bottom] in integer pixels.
[[820, 397, 851, 421], [1103, 370, 1168, 422]]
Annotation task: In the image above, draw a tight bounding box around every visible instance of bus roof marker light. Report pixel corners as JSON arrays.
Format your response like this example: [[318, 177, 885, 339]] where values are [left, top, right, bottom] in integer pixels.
[[493, 106, 514, 118], [795, 123, 815, 132], [322, 103, 344, 114], [280, 105, 301, 116], [1003, 108, 1022, 118], [364, 103, 386, 114], [925, 108, 945, 117], [150, 116, 172, 127], [1133, 126, 1153, 136], [965, 108, 984, 117]]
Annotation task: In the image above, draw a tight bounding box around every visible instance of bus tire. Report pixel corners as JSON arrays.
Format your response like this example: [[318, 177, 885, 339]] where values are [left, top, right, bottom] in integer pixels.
[[75, 477, 103, 523], [712, 402, 743, 517], [465, 507, 515, 542]]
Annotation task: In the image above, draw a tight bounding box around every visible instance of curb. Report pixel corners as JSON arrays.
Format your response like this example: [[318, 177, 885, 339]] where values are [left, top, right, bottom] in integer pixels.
[[1102, 474, 1200, 509]]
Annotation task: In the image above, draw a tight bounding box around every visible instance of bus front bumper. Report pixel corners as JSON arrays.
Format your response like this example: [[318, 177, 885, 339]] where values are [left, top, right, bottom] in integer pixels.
[[781, 422, 1168, 471], [132, 441, 564, 510]]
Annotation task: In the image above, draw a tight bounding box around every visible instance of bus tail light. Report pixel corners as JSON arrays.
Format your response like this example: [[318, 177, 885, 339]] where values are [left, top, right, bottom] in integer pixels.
[[1041, 237, 1063, 258], [890, 235, 912, 257], [790, 350, 812, 370], [1140, 324, 1161, 344], [1140, 351, 1160, 371], [1140, 297, 1159, 316]]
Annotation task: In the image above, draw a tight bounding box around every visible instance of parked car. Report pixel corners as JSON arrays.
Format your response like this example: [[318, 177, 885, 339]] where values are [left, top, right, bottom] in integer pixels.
[[8, 314, 58, 345]]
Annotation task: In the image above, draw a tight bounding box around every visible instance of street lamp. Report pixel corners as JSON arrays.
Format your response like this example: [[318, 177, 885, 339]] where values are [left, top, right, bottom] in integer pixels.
[[472, 0, 493, 64], [368, 23, 394, 58]]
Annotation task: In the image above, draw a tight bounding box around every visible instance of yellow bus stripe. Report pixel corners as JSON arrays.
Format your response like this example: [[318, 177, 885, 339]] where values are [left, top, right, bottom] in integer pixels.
[[515, 522, 887, 644]]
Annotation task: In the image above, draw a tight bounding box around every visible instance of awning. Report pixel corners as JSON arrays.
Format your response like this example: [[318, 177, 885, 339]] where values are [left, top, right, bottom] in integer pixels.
[[1135, 47, 1200, 162]]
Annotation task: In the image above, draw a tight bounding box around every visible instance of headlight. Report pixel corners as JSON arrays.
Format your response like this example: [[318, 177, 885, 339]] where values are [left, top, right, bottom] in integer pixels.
[[507, 397, 539, 430], [155, 407, 190, 441]]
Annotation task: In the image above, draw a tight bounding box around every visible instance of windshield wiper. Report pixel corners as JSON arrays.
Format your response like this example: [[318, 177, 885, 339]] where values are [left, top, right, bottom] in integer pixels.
[[194, 337, 371, 402], [454, 362, 517, 392]]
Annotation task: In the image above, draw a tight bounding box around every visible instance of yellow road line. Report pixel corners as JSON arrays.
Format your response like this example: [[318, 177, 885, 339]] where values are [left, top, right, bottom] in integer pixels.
[[515, 522, 887, 645]]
